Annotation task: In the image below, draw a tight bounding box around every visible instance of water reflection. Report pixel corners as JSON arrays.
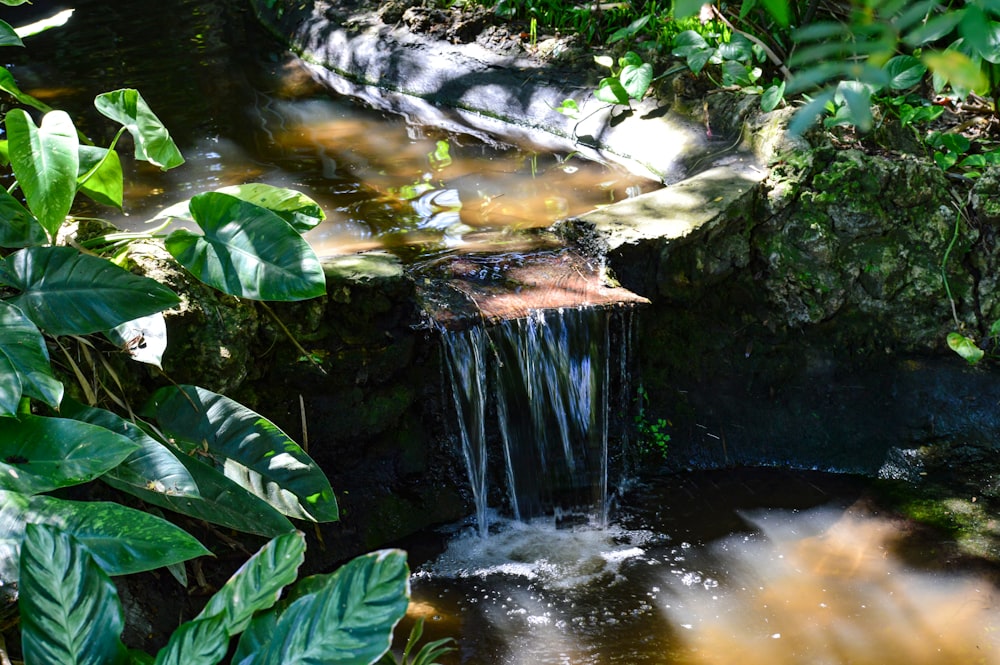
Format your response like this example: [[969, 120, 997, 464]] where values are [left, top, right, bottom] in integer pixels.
[[407, 472, 1000, 664], [5, 0, 648, 259]]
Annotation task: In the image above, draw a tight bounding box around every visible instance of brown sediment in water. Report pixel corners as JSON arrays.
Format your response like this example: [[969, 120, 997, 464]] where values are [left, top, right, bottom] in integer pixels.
[[413, 248, 649, 329]]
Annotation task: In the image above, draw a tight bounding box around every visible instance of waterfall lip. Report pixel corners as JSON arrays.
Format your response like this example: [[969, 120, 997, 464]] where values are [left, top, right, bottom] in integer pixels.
[[412, 247, 649, 331]]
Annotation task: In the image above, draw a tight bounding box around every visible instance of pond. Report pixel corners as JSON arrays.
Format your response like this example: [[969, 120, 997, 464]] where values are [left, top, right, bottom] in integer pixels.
[[401, 468, 1000, 664], [3, 0, 650, 259]]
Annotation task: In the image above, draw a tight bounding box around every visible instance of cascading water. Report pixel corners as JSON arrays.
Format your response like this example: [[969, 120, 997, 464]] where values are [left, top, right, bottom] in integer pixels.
[[440, 305, 637, 535]]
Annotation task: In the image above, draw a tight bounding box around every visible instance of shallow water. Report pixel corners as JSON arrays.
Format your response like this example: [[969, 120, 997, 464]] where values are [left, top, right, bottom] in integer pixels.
[[403, 469, 1000, 664], [3, 0, 649, 258]]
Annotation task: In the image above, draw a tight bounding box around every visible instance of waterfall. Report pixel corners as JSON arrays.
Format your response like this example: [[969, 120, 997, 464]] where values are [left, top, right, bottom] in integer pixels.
[[440, 306, 637, 535]]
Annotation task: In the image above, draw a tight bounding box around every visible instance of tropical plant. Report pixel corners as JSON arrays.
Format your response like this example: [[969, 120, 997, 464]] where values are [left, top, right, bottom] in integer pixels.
[[0, 0, 340, 637], [18, 526, 416, 664]]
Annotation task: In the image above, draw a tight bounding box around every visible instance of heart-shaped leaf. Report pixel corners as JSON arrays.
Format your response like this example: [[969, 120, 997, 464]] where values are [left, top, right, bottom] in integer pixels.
[[94, 89, 184, 170], [165, 192, 326, 301], [884, 55, 928, 90], [107, 312, 168, 368], [595, 77, 630, 106], [6, 109, 78, 240], [19, 523, 129, 665], [620, 60, 653, 101], [78, 145, 124, 209], [0, 68, 51, 114], [0, 415, 139, 495], [143, 385, 338, 522], [216, 184, 325, 233], [0, 300, 62, 415], [947, 332, 985, 364], [0, 490, 210, 590], [0, 246, 180, 335]]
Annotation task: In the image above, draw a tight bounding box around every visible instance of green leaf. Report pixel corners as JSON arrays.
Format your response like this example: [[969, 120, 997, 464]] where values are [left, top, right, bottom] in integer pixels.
[[0, 301, 62, 415], [94, 89, 184, 170], [903, 8, 962, 45], [19, 523, 128, 665], [153, 615, 229, 665], [61, 400, 296, 536], [244, 549, 410, 665], [78, 145, 124, 209], [620, 59, 653, 101], [761, 81, 785, 112], [717, 34, 754, 63], [788, 90, 836, 135], [0, 19, 22, 47], [0, 68, 51, 114], [165, 192, 326, 301], [6, 109, 78, 240], [761, 0, 789, 27], [0, 490, 210, 589], [0, 186, 47, 248], [0, 246, 180, 335], [594, 77, 630, 105], [686, 48, 715, 74], [608, 15, 650, 44], [947, 332, 985, 364], [672, 0, 705, 19], [143, 385, 339, 522], [884, 55, 928, 89], [0, 415, 139, 494], [196, 531, 306, 635], [672, 30, 709, 58], [215, 184, 325, 233]]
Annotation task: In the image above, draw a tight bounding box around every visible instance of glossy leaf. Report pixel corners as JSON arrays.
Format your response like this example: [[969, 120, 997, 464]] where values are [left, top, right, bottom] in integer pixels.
[[947, 332, 985, 364], [6, 108, 78, 240], [78, 145, 124, 209], [620, 57, 653, 100], [153, 614, 229, 665], [62, 401, 295, 536], [143, 385, 338, 522], [0, 490, 210, 589], [196, 531, 306, 635], [166, 192, 326, 301], [94, 89, 184, 170], [0, 300, 63, 415], [242, 549, 409, 665], [594, 77, 630, 105], [216, 184, 325, 233], [0, 246, 180, 335], [0, 186, 47, 248], [0, 67, 51, 114], [19, 523, 128, 665], [761, 81, 785, 112], [0, 19, 22, 47], [884, 55, 927, 90], [608, 15, 650, 44], [0, 415, 139, 494]]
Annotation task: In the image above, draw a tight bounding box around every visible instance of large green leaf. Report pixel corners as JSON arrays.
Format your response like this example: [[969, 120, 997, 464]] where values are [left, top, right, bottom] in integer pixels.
[[0, 68, 50, 114], [78, 145, 124, 209], [240, 549, 410, 665], [0, 300, 63, 415], [0, 19, 23, 47], [61, 400, 296, 537], [0, 246, 180, 335], [0, 186, 47, 248], [153, 615, 229, 665], [6, 108, 79, 240], [0, 490, 210, 589], [196, 531, 305, 635], [594, 77, 630, 105], [0, 415, 139, 494], [19, 523, 129, 665], [94, 89, 184, 170], [143, 385, 338, 522], [216, 184, 325, 233], [165, 192, 326, 301]]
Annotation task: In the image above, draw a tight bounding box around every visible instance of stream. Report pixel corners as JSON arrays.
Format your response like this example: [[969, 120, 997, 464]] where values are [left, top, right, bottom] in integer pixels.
[[9, 3, 1000, 664]]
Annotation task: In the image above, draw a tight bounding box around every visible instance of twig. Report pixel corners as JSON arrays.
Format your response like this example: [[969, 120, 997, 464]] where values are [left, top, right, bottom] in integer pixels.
[[299, 394, 309, 452], [259, 302, 327, 375]]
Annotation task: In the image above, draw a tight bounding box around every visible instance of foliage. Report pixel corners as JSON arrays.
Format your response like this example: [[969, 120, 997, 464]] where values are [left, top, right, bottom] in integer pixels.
[[18, 525, 416, 664], [593, 51, 654, 108], [378, 618, 456, 665], [634, 385, 669, 461]]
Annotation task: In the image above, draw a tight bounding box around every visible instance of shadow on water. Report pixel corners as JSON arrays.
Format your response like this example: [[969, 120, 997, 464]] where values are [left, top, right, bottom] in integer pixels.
[[3, 0, 650, 259], [399, 469, 1000, 665]]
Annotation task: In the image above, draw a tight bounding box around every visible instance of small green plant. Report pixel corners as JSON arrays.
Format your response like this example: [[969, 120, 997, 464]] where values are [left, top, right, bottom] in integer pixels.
[[634, 385, 669, 461], [379, 618, 456, 665], [593, 51, 654, 109]]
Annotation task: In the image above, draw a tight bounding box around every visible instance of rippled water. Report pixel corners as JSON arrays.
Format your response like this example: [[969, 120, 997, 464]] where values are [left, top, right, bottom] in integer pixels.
[[403, 470, 1000, 664], [3, 0, 649, 257]]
